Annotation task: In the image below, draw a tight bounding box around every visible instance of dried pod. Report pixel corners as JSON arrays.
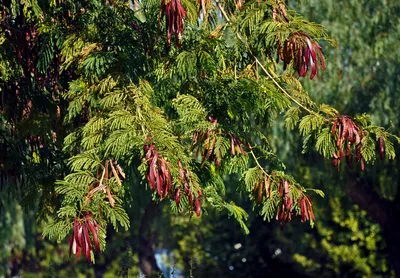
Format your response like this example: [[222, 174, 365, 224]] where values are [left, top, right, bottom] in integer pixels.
[[278, 32, 326, 80], [195, 198, 201, 216], [70, 213, 101, 263], [330, 115, 365, 171], [160, 0, 187, 47], [175, 188, 181, 207], [379, 136, 385, 160], [144, 143, 172, 199]]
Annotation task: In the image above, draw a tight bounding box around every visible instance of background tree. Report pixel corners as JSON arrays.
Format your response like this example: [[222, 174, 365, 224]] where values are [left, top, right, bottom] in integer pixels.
[[285, 0, 400, 275]]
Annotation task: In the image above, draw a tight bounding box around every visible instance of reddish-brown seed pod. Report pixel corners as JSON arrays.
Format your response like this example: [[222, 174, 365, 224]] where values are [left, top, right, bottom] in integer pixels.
[[175, 188, 181, 207], [308, 205, 315, 222], [106, 187, 115, 207], [278, 32, 325, 79], [216, 150, 222, 167], [83, 226, 92, 262], [74, 220, 81, 248], [195, 198, 201, 216], [331, 120, 338, 136], [302, 196, 315, 222], [188, 191, 194, 206], [205, 136, 216, 162], [330, 115, 367, 171], [161, 0, 186, 47], [145, 143, 173, 198], [264, 177, 271, 199], [283, 180, 290, 197], [86, 219, 100, 253], [257, 181, 263, 203], [70, 214, 102, 262], [230, 135, 236, 156], [302, 199, 308, 222], [379, 136, 385, 160], [336, 124, 342, 148], [76, 245, 81, 259]]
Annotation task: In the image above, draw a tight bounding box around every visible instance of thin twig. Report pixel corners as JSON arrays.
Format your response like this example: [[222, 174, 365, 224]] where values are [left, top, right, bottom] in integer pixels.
[[249, 146, 271, 178], [89, 164, 107, 195]]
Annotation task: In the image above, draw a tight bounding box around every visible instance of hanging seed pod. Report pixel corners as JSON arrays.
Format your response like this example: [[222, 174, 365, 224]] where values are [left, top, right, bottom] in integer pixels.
[[298, 195, 315, 223], [160, 0, 187, 47], [330, 115, 365, 171], [257, 181, 263, 203], [70, 213, 101, 263], [379, 136, 385, 160], [175, 188, 181, 207], [278, 32, 326, 80], [192, 118, 247, 167], [144, 142, 172, 199], [177, 161, 203, 216], [195, 198, 201, 216]]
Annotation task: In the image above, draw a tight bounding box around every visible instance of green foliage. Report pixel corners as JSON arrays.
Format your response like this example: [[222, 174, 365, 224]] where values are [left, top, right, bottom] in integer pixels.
[[315, 127, 335, 158], [46, 0, 395, 255], [0, 0, 398, 275]]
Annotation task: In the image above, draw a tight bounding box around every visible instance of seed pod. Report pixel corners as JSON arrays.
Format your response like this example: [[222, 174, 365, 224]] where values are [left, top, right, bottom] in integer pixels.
[[82, 226, 92, 262], [230, 135, 235, 156], [86, 220, 100, 253], [74, 220, 81, 248], [216, 150, 222, 167], [303, 199, 309, 222], [110, 162, 122, 186], [195, 198, 201, 216], [257, 181, 263, 203], [264, 177, 271, 199], [379, 136, 385, 160], [307, 197, 315, 221], [189, 195, 194, 206], [175, 188, 181, 207], [78, 226, 84, 255], [106, 187, 115, 207], [336, 124, 342, 148], [76, 244, 81, 258], [115, 163, 126, 179], [331, 120, 337, 136], [148, 159, 156, 191]]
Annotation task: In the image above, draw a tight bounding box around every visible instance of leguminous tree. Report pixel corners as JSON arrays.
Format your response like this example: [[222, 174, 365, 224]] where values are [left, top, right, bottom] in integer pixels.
[[0, 0, 398, 275]]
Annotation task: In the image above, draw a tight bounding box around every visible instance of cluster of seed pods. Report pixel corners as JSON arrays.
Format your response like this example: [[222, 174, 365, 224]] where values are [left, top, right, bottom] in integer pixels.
[[143, 139, 203, 216], [160, 0, 186, 47], [254, 176, 271, 204], [176, 161, 203, 216], [254, 176, 315, 224], [69, 213, 100, 263], [329, 115, 377, 170], [275, 180, 294, 222], [144, 143, 173, 199], [277, 32, 326, 80], [191, 117, 222, 166], [298, 195, 315, 223], [68, 160, 125, 263], [191, 117, 248, 167]]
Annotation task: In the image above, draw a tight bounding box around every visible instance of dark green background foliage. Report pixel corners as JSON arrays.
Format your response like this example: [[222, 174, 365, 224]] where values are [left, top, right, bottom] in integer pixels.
[[0, 0, 399, 277]]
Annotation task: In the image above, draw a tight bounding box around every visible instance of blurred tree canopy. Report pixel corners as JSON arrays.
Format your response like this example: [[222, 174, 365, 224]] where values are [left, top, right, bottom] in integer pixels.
[[0, 0, 399, 277]]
